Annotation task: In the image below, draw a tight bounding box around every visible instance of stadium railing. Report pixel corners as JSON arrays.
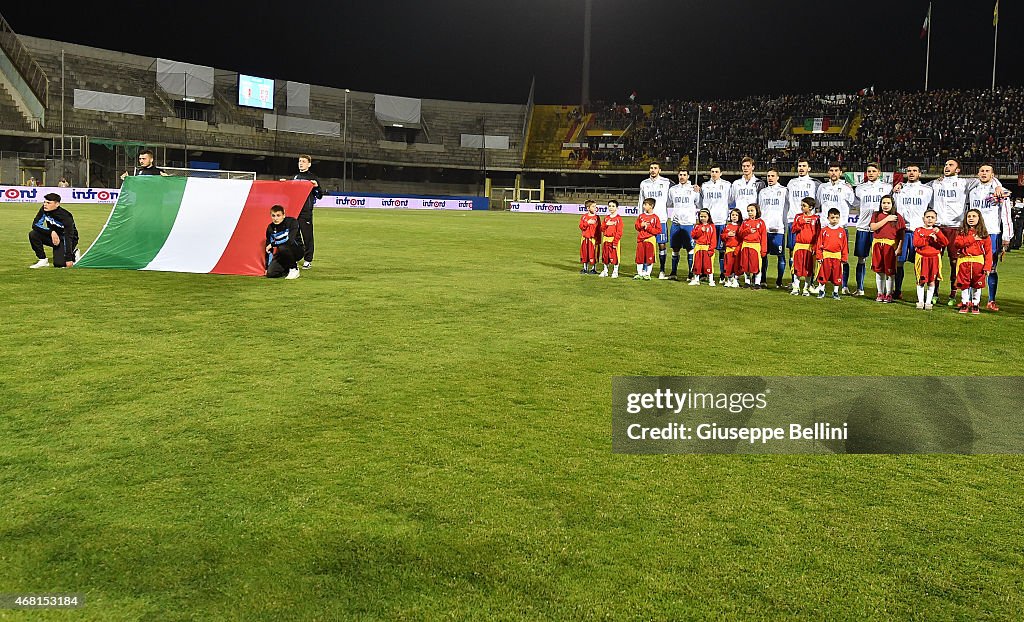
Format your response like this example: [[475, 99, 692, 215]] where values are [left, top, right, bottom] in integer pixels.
[[0, 14, 48, 115]]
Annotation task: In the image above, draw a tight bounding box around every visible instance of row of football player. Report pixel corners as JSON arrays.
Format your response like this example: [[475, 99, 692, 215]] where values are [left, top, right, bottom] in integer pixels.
[[629, 158, 1013, 310], [579, 195, 999, 314]]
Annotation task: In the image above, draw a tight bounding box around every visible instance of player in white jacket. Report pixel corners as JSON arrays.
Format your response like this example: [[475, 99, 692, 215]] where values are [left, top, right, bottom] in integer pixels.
[[639, 162, 673, 279], [927, 159, 981, 305], [816, 164, 856, 290], [852, 164, 892, 295], [893, 164, 933, 299], [666, 169, 701, 279], [966, 164, 1011, 310], [757, 169, 789, 288], [730, 157, 765, 220], [785, 159, 820, 274], [697, 165, 732, 280]]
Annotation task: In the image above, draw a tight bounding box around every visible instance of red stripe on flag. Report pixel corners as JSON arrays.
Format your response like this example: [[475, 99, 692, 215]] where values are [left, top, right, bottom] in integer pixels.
[[211, 180, 314, 276]]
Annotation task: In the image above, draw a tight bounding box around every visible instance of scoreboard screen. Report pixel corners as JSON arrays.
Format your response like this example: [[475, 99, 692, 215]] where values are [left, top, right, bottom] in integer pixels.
[[238, 75, 274, 110]]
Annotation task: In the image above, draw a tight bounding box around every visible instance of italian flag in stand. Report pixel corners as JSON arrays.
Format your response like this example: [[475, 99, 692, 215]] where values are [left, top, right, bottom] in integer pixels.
[[802, 117, 830, 132], [76, 176, 313, 276]]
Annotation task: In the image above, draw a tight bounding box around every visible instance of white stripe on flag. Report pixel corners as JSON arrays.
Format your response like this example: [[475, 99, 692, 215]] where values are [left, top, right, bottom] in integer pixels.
[[143, 178, 253, 273]]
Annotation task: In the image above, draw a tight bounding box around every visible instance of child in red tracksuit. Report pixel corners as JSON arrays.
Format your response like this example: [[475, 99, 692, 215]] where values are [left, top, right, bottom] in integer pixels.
[[738, 203, 768, 289], [599, 200, 623, 278], [688, 208, 718, 286], [954, 208, 992, 315], [869, 195, 906, 302], [912, 208, 948, 310], [721, 208, 744, 287], [579, 200, 599, 274], [634, 198, 661, 280], [790, 197, 820, 296], [816, 207, 849, 300]]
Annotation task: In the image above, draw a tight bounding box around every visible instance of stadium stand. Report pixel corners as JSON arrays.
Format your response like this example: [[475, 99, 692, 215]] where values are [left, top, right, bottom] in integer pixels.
[[524, 105, 586, 169], [598, 94, 859, 172], [0, 82, 33, 132], [517, 90, 1024, 179], [1, 20, 1022, 198], [849, 88, 1024, 174], [1, 34, 527, 188]]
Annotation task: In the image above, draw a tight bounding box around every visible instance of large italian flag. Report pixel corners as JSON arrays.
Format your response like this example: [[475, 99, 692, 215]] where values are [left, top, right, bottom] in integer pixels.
[[76, 176, 313, 276]]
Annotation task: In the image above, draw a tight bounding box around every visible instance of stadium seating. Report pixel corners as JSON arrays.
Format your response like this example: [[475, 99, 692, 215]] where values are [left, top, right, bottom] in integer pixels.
[[6, 35, 527, 176], [850, 88, 1024, 174], [523, 90, 1024, 175], [2, 32, 1022, 187], [0, 82, 32, 131]]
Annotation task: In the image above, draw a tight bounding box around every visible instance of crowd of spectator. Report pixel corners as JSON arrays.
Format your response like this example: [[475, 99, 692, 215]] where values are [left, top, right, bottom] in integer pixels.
[[588, 92, 856, 169], [850, 87, 1024, 169], [571, 88, 1024, 173], [587, 100, 645, 130]]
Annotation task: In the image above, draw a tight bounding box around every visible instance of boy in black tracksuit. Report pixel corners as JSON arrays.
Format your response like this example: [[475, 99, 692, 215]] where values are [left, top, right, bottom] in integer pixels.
[[290, 154, 322, 268], [265, 205, 304, 279], [29, 192, 79, 268]]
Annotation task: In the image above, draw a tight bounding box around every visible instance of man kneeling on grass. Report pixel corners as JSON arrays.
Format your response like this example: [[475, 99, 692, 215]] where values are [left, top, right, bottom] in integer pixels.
[[265, 205, 303, 279], [29, 193, 79, 268]]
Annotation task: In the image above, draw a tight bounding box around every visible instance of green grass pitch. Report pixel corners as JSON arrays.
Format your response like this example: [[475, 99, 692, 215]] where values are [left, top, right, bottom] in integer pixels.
[[2, 203, 1022, 620]]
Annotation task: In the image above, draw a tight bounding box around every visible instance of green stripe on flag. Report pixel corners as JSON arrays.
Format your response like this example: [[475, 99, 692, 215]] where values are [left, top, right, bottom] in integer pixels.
[[76, 176, 188, 269]]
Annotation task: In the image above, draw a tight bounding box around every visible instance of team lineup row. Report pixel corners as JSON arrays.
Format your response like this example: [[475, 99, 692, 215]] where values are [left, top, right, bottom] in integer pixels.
[[578, 157, 1014, 313]]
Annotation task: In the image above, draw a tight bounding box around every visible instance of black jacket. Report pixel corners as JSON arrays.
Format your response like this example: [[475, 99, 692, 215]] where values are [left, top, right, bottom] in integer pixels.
[[32, 206, 78, 241], [293, 170, 323, 215], [266, 216, 303, 252]]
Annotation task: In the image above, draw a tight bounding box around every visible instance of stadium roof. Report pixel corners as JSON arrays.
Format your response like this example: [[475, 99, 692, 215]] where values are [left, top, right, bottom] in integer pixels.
[[4, 1, 1021, 105]]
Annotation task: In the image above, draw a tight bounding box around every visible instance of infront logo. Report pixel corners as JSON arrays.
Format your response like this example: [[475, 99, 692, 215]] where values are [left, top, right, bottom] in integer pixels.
[[71, 189, 117, 201], [335, 197, 367, 206], [3, 187, 37, 199]]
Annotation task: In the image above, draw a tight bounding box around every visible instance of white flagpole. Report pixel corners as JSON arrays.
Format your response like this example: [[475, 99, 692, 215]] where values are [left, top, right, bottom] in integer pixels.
[[925, 3, 932, 91], [992, 2, 999, 91], [694, 104, 702, 177], [61, 49, 65, 178]]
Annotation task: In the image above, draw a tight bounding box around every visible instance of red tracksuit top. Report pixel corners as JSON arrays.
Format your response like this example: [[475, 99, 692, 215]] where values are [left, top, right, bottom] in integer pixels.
[[722, 222, 742, 249], [692, 223, 717, 248], [602, 215, 623, 243], [913, 226, 948, 257], [635, 213, 661, 240], [954, 231, 993, 272], [871, 211, 906, 242], [579, 213, 599, 238], [792, 214, 820, 246], [738, 218, 767, 255], [816, 225, 849, 262]]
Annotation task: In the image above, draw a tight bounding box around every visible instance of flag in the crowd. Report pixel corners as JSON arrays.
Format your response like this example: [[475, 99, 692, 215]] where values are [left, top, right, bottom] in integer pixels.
[[803, 117, 830, 132], [921, 5, 930, 39], [857, 85, 876, 96], [993, 1, 999, 27], [76, 176, 311, 275], [844, 170, 905, 186]]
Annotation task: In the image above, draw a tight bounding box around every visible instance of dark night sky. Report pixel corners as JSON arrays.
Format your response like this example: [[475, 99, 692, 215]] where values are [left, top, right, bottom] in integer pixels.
[[3, 2, 1020, 104]]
